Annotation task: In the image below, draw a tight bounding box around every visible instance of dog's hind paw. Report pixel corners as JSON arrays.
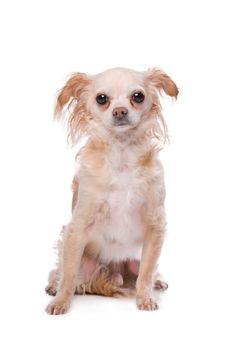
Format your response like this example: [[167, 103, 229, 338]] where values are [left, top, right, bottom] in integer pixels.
[[45, 284, 57, 296], [154, 279, 168, 291]]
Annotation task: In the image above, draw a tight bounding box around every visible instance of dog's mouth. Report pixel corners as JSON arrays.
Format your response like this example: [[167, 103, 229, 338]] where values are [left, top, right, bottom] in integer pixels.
[[113, 119, 131, 127]]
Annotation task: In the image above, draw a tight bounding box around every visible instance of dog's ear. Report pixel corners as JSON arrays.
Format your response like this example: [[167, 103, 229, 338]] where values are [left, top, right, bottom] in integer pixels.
[[145, 69, 178, 145], [146, 68, 178, 98], [55, 72, 90, 115], [55, 72, 91, 144]]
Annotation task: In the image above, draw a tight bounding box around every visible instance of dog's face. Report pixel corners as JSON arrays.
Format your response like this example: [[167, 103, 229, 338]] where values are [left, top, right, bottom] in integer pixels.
[[87, 68, 150, 132], [55, 67, 178, 143]]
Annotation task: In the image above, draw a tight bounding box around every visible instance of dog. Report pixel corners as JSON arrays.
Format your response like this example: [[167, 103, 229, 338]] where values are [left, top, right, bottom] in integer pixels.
[[45, 67, 178, 315]]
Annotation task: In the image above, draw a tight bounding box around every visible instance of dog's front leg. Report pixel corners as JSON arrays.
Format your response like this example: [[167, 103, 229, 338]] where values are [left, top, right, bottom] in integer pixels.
[[46, 189, 101, 315], [46, 222, 87, 315], [136, 207, 165, 311]]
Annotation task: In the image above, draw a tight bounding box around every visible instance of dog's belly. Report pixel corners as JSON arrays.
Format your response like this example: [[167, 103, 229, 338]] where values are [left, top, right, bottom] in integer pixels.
[[98, 241, 142, 263], [96, 176, 145, 263]]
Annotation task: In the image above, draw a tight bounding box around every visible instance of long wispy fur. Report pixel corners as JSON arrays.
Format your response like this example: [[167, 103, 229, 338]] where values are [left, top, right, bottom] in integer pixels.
[[55, 73, 92, 144]]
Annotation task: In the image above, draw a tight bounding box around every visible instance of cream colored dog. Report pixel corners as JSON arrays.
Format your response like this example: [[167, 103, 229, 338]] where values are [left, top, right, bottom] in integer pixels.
[[45, 67, 178, 315]]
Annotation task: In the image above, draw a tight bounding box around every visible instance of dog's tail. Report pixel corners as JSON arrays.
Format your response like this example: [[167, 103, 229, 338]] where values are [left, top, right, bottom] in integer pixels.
[[75, 265, 135, 298]]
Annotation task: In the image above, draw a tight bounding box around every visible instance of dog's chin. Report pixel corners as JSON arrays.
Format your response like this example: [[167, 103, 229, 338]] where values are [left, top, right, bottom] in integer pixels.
[[110, 120, 138, 132], [111, 124, 134, 133]]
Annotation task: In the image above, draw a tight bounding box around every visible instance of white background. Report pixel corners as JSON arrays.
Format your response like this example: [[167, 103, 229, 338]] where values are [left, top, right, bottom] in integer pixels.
[[0, 0, 232, 349]]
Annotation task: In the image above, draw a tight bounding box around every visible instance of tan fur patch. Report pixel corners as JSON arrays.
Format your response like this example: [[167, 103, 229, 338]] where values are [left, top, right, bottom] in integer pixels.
[[71, 176, 79, 212], [138, 150, 154, 167], [79, 138, 108, 176]]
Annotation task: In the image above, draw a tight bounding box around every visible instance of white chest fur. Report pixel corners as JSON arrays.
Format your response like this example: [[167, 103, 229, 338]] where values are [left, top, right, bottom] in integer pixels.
[[96, 143, 147, 263]]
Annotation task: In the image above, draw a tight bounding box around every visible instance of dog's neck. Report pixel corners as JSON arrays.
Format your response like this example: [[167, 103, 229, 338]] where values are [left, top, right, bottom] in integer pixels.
[[89, 124, 151, 148]]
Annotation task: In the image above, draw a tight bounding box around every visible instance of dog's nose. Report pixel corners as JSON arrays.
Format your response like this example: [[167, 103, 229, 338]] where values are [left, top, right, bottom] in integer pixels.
[[112, 107, 128, 119]]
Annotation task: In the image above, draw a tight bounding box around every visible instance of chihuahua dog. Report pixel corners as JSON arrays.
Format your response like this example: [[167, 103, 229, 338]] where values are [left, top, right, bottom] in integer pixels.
[[45, 67, 178, 315]]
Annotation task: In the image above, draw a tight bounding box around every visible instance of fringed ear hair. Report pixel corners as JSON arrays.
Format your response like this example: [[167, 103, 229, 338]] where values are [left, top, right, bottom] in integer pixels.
[[55, 72, 91, 145], [146, 68, 179, 98], [145, 68, 178, 146]]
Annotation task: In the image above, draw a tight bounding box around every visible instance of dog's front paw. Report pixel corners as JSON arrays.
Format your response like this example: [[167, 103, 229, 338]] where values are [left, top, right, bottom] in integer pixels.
[[46, 297, 70, 315], [136, 297, 158, 311]]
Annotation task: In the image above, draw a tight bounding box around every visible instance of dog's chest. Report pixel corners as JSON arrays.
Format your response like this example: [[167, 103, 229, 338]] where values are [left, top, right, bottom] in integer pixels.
[[98, 148, 146, 262]]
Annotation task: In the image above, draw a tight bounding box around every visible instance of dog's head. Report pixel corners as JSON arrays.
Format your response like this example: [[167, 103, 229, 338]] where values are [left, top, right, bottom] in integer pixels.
[[55, 67, 178, 144]]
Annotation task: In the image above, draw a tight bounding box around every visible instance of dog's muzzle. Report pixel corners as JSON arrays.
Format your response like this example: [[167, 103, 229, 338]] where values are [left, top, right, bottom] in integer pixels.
[[112, 107, 130, 126]]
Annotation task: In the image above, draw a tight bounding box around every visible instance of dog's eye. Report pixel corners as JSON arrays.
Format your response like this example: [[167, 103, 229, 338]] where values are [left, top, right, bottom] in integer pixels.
[[96, 94, 108, 105], [132, 92, 145, 103]]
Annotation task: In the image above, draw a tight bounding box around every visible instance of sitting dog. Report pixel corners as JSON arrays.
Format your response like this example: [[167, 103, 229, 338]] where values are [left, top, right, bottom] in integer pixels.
[[45, 67, 178, 315]]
